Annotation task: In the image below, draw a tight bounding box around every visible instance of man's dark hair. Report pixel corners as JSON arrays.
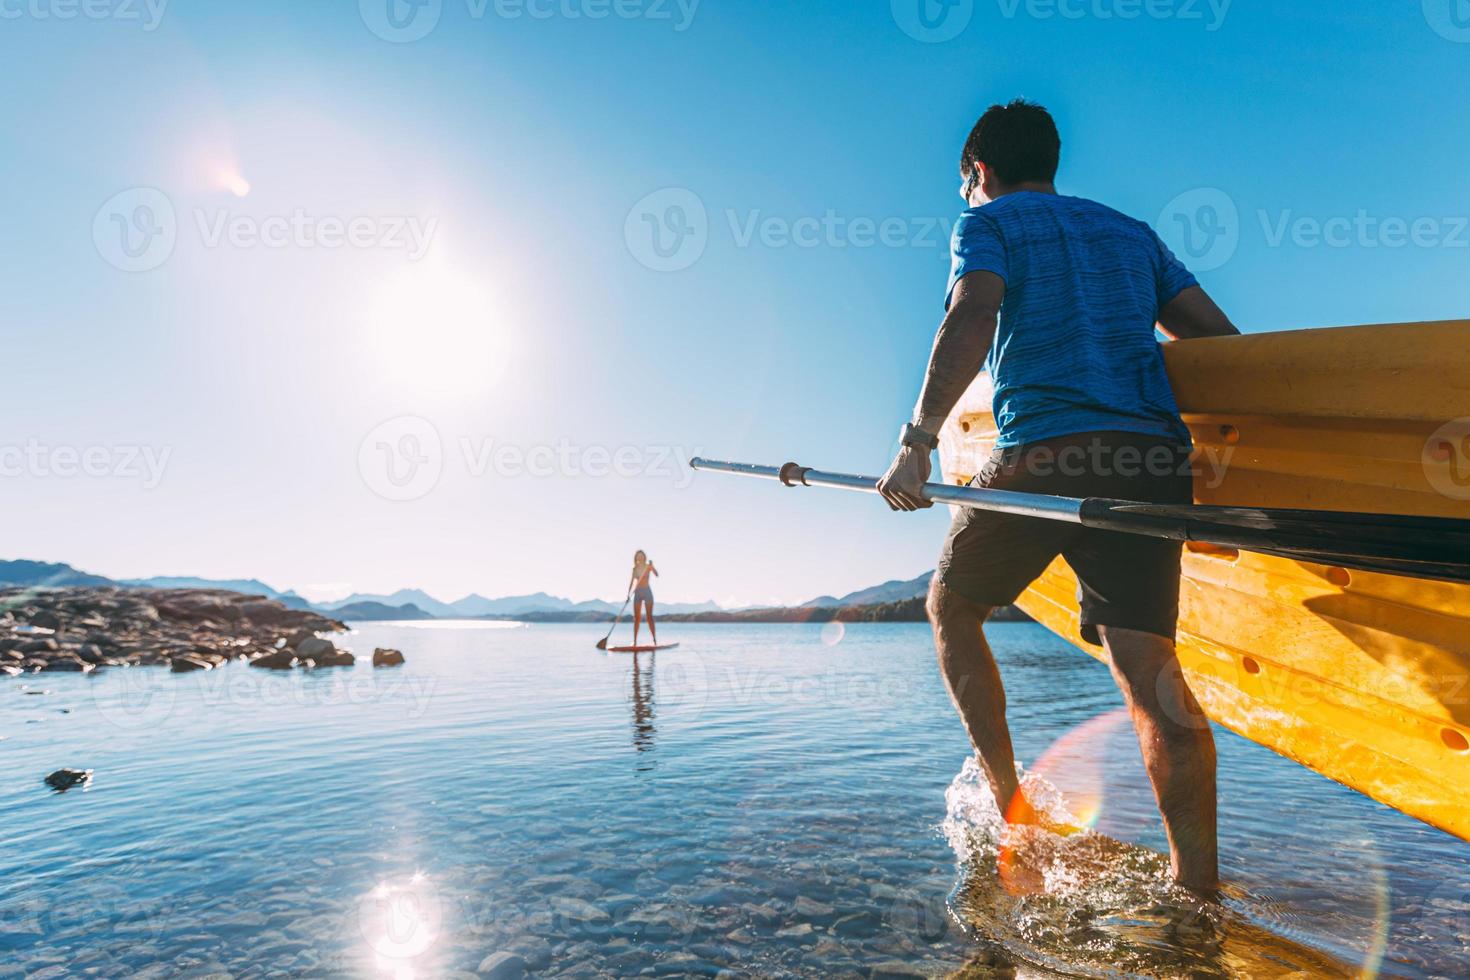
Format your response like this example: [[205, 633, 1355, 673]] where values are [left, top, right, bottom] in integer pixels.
[[959, 100, 1061, 186]]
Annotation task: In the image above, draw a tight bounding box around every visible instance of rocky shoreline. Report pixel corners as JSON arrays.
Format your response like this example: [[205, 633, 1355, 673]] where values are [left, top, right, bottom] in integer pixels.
[[0, 586, 400, 676]]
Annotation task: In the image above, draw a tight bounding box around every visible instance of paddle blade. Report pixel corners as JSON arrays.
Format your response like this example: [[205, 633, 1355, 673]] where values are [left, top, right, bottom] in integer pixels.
[[595, 637, 608, 650]]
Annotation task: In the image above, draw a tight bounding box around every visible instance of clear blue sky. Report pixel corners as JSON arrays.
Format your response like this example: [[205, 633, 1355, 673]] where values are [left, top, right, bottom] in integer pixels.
[[2, 1, 1467, 606]]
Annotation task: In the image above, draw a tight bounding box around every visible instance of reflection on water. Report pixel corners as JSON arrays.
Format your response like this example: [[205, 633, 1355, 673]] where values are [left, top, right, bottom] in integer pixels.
[[628, 650, 657, 765], [0, 622, 1465, 977]]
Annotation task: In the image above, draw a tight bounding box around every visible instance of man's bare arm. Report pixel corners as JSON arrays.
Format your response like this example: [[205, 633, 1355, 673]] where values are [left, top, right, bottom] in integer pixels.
[[911, 271, 1004, 435], [1157, 285, 1240, 340]]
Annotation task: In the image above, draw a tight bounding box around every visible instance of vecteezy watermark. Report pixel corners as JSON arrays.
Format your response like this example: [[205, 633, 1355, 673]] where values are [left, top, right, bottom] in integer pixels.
[[1423, 0, 1470, 42], [360, 872, 443, 960], [93, 187, 176, 273], [979, 438, 1234, 489], [193, 209, 437, 260], [1258, 210, 1470, 250], [891, 0, 974, 42], [892, 0, 1228, 42], [0, 0, 169, 30], [624, 186, 951, 272], [624, 187, 708, 272], [995, 0, 1230, 28], [1158, 187, 1470, 272], [357, 416, 700, 501], [459, 438, 698, 486], [0, 440, 171, 489], [359, 416, 444, 503], [1157, 187, 1240, 273], [359, 0, 698, 42], [1424, 418, 1470, 501], [93, 187, 438, 272]]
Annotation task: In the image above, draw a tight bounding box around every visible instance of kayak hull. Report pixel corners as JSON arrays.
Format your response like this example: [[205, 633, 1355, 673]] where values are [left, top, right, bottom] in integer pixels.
[[939, 320, 1470, 841], [606, 643, 680, 653]]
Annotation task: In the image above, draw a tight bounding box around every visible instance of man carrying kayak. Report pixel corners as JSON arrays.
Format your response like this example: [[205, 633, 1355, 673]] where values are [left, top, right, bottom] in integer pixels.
[[877, 100, 1240, 893]]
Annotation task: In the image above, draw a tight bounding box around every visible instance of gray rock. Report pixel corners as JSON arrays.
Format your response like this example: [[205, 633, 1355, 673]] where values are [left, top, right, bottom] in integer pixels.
[[170, 656, 214, 673], [295, 637, 334, 659], [249, 650, 298, 670], [476, 951, 527, 980], [40, 656, 93, 673], [74, 644, 108, 664]]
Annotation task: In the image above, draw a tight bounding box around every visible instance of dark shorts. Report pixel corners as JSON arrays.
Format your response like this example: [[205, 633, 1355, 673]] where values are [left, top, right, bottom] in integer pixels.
[[633, 586, 654, 605], [936, 430, 1193, 644]]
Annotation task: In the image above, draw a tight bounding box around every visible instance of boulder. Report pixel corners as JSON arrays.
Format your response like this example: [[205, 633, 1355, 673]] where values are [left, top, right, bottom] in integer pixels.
[[170, 656, 214, 673], [44, 768, 93, 792], [40, 656, 94, 673], [249, 650, 298, 670], [295, 637, 335, 659], [19, 638, 59, 654], [74, 644, 108, 664], [476, 952, 527, 980], [372, 648, 405, 667]]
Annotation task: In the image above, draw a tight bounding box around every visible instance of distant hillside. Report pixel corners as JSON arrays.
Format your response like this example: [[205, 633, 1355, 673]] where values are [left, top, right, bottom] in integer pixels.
[[664, 597, 1030, 624], [322, 588, 460, 618], [331, 601, 434, 621], [802, 572, 932, 608], [0, 559, 115, 588]]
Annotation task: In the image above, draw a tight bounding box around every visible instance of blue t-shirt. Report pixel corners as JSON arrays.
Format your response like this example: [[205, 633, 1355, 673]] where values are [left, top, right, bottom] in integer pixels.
[[946, 192, 1196, 448]]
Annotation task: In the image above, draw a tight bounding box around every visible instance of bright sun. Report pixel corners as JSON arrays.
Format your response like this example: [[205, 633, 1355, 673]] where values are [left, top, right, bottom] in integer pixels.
[[368, 262, 511, 393]]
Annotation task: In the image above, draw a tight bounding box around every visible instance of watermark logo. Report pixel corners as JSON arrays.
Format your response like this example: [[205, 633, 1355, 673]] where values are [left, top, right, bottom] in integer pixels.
[[93, 187, 176, 273], [625, 187, 708, 272], [1157, 187, 1238, 272], [359, 872, 443, 959], [0, 440, 171, 488], [1424, 418, 1470, 501], [651, 649, 709, 722], [891, 0, 973, 42], [625, 187, 952, 272], [1259, 209, 1469, 250], [1423, 0, 1470, 42], [0, 0, 169, 30], [360, 0, 443, 42], [360, 0, 698, 41], [994, 0, 1230, 30], [193, 209, 437, 259], [359, 416, 444, 502], [93, 668, 178, 730]]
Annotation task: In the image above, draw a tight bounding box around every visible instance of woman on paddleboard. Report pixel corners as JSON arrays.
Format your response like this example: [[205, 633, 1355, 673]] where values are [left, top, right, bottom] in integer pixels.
[[628, 550, 659, 647]]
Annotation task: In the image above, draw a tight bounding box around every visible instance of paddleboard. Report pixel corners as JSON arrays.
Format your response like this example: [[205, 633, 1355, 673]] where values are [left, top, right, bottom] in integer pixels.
[[606, 643, 680, 653]]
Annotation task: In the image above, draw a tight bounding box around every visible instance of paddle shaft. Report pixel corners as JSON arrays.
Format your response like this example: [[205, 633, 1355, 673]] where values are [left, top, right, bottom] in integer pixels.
[[688, 457, 1470, 584], [597, 593, 632, 648]]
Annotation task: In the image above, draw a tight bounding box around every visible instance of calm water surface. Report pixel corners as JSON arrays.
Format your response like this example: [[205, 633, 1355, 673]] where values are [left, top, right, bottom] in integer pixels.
[[2, 621, 1468, 978]]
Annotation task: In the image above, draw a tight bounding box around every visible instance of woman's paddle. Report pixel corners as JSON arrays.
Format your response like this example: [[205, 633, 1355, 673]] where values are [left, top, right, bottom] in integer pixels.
[[596, 592, 632, 650], [689, 457, 1470, 585]]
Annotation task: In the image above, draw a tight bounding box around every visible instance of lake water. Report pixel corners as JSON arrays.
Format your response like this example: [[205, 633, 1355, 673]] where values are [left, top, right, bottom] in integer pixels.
[[2, 621, 1468, 978]]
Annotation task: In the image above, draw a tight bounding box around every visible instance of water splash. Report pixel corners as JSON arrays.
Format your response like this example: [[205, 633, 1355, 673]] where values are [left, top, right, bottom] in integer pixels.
[[941, 756, 1366, 978]]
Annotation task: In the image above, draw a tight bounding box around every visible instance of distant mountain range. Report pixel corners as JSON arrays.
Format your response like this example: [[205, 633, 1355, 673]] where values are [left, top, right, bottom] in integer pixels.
[[314, 589, 722, 618], [0, 558, 934, 621]]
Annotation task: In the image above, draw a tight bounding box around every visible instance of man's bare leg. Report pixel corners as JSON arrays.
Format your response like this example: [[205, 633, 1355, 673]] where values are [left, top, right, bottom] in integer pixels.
[[1097, 624, 1219, 893], [927, 579, 1029, 818]]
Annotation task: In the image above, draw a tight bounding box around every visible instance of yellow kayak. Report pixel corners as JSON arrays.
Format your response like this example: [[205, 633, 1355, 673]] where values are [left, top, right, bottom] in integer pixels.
[[938, 319, 1470, 841]]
